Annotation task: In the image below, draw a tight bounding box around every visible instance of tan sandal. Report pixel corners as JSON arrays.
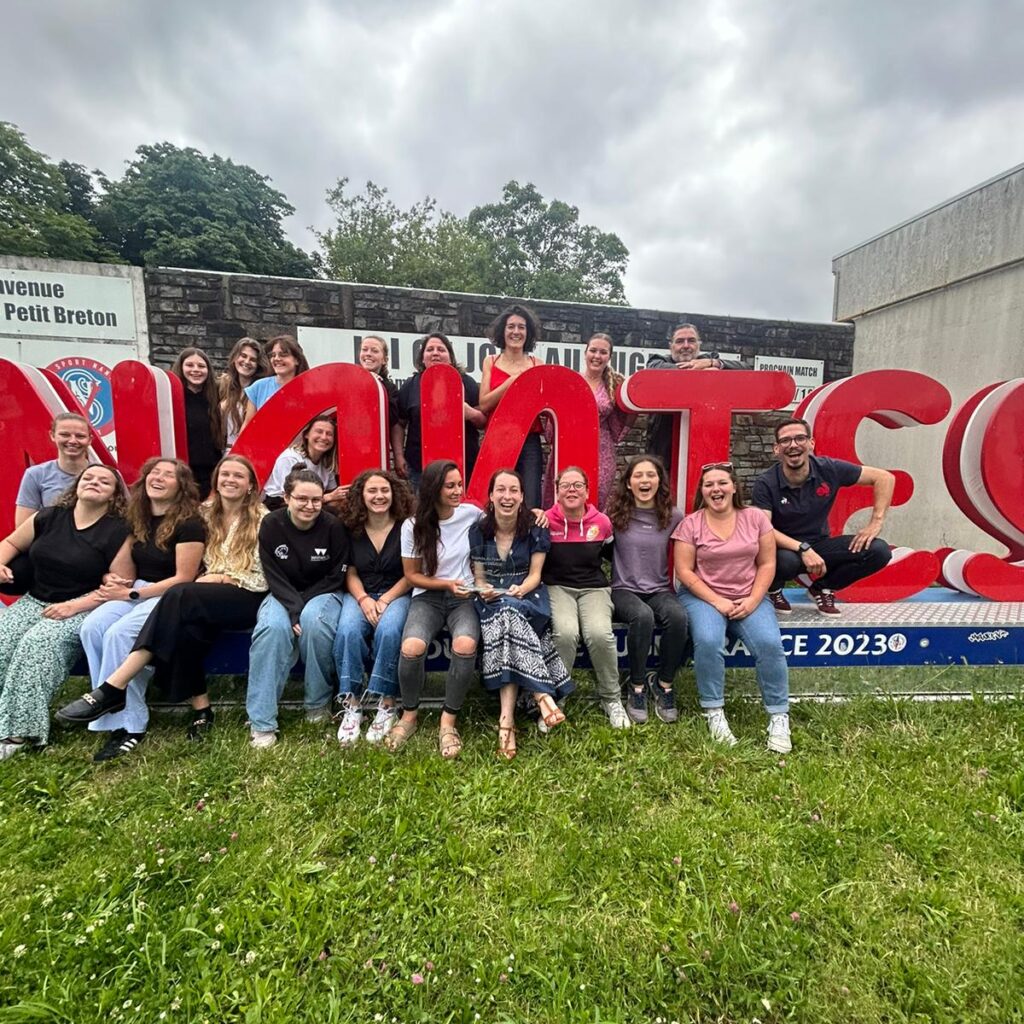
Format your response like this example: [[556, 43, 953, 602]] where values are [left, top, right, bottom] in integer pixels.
[[535, 694, 565, 729], [438, 725, 463, 760], [496, 725, 517, 761], [383, 715, 418, 752]]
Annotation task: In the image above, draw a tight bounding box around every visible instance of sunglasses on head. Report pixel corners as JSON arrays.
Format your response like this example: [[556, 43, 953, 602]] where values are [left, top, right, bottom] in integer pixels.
[[701, 461, 734, 472]]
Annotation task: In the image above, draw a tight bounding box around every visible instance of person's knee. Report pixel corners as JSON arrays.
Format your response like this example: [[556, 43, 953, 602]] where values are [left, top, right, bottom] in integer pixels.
[[452, 635, 477, 657], [865, 538, 892, 571], [401, 637, 427, 659]]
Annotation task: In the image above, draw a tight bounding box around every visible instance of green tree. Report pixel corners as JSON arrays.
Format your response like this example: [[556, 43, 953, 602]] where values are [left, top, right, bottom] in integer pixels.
[[316, 178, 489, 291], [0, 122, 117, 261], [94, 143, 316, 277], [467, 181, 629, 304]]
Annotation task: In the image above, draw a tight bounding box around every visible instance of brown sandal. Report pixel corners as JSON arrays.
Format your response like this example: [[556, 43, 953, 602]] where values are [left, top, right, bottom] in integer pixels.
[[496, 725, 517, 761], [535, 694, 565, 729], [383, 715, 418, 751], [438, 725, 463, 760]]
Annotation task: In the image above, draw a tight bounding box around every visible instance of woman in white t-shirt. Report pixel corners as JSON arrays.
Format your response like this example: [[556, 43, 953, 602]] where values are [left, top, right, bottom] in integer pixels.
[[386, 459, 481, 759], [262, 415, 347, 511], [673, 461, 791, 754]]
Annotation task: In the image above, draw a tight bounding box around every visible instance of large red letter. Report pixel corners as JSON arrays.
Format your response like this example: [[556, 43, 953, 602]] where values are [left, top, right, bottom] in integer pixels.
[[110, 361, 187, 484]]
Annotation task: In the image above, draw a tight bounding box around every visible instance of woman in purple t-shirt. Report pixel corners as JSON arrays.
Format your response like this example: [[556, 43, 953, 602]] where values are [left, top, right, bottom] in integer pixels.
[[672, 462, 791, 753]]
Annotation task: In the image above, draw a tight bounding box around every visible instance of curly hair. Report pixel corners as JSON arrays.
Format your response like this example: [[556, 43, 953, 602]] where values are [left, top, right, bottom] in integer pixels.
[[127, 458, 201, 551], [171, 346, 225, 450], [607, 455, 675, 532], [489, 304, 542, 353], [411, 459, 461, 577], [55, 465, 129, 519], [478, 468, 533, 541], [203, 455, 264, 571], [586, 332, 624, 403], [342, 468, 413, 534]]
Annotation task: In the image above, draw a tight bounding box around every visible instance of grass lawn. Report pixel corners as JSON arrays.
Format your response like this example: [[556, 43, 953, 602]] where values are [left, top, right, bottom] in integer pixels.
[[1, 667, 1023, 1024]]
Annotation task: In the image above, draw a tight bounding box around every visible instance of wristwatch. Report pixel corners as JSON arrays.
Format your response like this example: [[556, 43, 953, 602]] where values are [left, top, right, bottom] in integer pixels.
[[128, 590, 140, 601], [797, 542, 811, 554]]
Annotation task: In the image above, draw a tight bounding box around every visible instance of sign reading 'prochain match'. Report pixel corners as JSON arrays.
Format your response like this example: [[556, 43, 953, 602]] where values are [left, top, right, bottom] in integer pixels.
[[0, 268, 138, 341]]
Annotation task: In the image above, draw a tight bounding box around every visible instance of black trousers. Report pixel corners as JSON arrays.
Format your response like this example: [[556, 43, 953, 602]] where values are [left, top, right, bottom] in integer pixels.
[[611, 589, 689, 686], [772, 535, 892, 592], [133, 582, 264, 701]]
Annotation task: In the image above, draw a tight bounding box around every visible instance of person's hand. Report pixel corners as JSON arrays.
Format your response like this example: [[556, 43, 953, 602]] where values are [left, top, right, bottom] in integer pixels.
[[196, 573, 234, 585], [479, 586, 501, 603], [677, 358, 719, 370], [464, 404, 488, 428], [323, 485, 349, 504], [531, 508, 549, 528], [849, 520, 883, 553], [800, 547, 826, 578], [358, 594, 380, 626], [727, 596, 758, 620], [712, 597, 735, 617], [0, 564, 14, 584], [292, 622, 302, 637], [394, 455, 409, 479], [103, 572, 131, 586], [506, 583, 527, 600], [43, 601, 78, 620], [98, 580, 132, 601], [446, 579, 472, 598]]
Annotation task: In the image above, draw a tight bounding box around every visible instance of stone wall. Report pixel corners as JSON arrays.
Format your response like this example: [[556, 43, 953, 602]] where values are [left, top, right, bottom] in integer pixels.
[[145, 269, 854, 491]]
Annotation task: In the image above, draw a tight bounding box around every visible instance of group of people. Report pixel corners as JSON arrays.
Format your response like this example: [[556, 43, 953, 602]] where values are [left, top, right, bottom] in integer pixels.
[[0, 308, 897, 764]]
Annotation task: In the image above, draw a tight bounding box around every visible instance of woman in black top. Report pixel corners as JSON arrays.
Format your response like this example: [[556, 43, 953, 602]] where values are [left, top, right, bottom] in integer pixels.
[[0, 464, 130, 758], [172, 346, 225, 498], [245, 469, 351, 748], [78, 457, 206, 761], [394, 333, 486, 488], [358, 335, 405, 470], [332, 468, 414, 747]]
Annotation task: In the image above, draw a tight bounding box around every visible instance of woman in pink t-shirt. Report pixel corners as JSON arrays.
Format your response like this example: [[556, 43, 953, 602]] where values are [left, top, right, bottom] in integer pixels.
[[672, 462, 791, 753]]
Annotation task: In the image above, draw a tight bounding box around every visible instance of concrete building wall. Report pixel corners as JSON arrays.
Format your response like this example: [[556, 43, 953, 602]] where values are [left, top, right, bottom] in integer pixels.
[[832, 164, 1024, 553]]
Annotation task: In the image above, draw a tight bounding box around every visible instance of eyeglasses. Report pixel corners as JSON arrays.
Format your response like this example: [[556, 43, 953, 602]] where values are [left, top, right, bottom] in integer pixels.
[[290, 496, 323, 506], [777, 434, 811, 447], [558, 481, 587, 491], [701, 461, 734, 472]]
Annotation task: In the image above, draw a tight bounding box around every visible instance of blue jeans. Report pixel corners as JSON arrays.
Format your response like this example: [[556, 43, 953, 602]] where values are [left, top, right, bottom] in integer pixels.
[[245, 593, 340, 732], [677, 591, 789, 714], [333, 591, 410, 699]]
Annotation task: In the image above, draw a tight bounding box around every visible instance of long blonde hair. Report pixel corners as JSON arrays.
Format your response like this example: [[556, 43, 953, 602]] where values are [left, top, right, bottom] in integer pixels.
[[587, 332, 624, 402], [203, 455, 264, 570]]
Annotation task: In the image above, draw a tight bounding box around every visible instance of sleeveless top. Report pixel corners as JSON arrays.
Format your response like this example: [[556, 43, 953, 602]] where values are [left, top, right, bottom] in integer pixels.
[[490, 355, 542, 433]]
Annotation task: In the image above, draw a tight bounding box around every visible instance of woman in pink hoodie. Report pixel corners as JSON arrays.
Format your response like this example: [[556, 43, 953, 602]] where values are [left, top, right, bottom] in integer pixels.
[[542, 466, 629, 729]]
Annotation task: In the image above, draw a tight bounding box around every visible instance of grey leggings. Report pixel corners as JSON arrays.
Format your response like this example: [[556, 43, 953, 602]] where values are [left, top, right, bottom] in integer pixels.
[[398, 591, 480, 713]]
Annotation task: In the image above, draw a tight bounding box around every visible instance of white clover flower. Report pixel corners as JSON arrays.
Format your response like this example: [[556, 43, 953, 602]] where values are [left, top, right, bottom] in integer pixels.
[[13, 944, 26, 958]]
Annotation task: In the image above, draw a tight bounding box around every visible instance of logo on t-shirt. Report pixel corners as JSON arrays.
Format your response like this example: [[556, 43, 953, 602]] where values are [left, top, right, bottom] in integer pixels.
[[586, 525, 601, 541], [274, 545, 289, 560], [816, 483, 831, 497], [312, 547, 329, 561]]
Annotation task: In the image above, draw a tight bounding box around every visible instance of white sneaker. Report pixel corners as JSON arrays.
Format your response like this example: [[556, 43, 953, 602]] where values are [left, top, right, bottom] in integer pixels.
[[601, 700, 632, 730], [0, 739, 28, 761], [250, 730, 277, 750], [365, 705, 396, 745], [336, 706, 363, 747], [705, 708, 738, 746], [766, 713, 792, 753], [305, 705, 331, 724]]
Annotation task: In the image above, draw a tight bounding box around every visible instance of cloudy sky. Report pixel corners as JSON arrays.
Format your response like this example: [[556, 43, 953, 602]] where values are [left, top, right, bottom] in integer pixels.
[[6, 0, 1023, 321]]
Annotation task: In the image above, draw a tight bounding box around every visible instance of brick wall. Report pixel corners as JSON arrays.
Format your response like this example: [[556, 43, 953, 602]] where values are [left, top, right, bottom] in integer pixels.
[[145, 269, 854, 491]]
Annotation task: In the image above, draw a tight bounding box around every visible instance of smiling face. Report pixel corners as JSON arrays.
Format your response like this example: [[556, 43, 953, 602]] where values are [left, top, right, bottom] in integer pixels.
[[77, 465, 119, 505], [503, 315, 528, 350], [438, 467, 463, 513], [489, 472, 523, 519], [585, 336, 612, 375], [51, 417, 90, 460], [286, 480, 324, 527], [669, 327, 700, 363], [359, 337, 388, 374], [269, 344, 299, 380], [774, 423, 815, 472], [145, 460, 181, 505], [304, 420, 335, 461], [215, 459, 253, 501], [700, 468, 736, 514], [556, 470, 588, 516], [627, 459, 661, 508], [181, 354, 209, 391], [233, 344, 260, 381], [362, 474, 393, 517], [421, 337, 452, 368]]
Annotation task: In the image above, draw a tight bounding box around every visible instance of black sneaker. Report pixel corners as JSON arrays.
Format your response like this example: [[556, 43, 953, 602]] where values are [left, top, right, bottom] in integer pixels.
[[187, 709, 215, 742], [93, 729, 146, 763], [626, 685, 648, 724], [768, 590, 792, 615], [649, 676, 679, 724], [56, 685, 127, 725]]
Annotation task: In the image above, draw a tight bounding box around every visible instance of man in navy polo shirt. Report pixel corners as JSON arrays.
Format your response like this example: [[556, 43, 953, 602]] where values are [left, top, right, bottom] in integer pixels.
[[752, 417, 895, 615]]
